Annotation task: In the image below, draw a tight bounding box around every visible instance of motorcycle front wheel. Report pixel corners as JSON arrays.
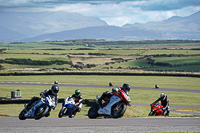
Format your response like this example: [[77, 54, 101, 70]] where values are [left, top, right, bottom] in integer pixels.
[[19, 109, 26, 120], [88, 103, 99, 119], [58, 108, 65, 118], [34, 105, 49, 120], [148, 111, 155, 116], [111, 102, 127, 118]]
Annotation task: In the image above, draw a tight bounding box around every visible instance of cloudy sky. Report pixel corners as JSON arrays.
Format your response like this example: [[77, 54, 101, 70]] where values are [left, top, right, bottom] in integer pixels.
[[0, 0, 200, 26]]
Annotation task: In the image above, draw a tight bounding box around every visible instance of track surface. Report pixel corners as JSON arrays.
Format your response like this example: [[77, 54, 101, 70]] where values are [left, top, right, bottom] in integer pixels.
[[1, 82, 200, 93], [0, 117, 200, 132]]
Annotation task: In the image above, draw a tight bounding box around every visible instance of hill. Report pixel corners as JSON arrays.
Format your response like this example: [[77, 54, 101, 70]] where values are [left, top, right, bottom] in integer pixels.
[[0, 11, 107, 42], [1, 11, 200, 42]]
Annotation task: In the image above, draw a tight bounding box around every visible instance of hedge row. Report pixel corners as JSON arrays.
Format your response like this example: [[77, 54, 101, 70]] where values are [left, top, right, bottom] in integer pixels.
[[0, 58, 72, 66]]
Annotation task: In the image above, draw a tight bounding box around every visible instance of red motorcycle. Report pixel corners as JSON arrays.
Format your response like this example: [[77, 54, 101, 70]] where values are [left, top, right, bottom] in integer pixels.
[[148, 103, 164, 116], [88, 90, 131, 119]]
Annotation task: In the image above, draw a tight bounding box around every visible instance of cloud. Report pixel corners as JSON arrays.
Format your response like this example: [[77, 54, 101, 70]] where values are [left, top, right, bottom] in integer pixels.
[[0, 0, 200, 26], [141, 0, 200, 11]]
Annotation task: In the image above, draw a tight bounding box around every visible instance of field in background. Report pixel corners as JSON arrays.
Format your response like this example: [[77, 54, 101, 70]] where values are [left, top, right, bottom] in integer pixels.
[[0, 40, 200, 73]]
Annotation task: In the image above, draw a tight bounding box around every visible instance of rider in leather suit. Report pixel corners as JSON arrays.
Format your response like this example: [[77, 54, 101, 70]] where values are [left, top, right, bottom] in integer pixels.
[[152, 93, 170, 116], [69, 89, 83, 117]]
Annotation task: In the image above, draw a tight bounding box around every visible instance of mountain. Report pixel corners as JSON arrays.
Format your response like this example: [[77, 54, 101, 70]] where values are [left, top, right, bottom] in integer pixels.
[[22, 11, 200, 42], [0, 11, 107, 42], [21, 26, 164, 42], [122, 11, 200, 33], [0, 25, 25, 42], [1, 11, 200, 42]]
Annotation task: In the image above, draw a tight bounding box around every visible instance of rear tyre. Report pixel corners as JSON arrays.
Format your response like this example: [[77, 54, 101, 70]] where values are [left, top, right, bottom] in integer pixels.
[[88, 104, 99, 119], [34, 105, 49, 120], [111, 102, 127, 118], [19, 109, 26, 120]]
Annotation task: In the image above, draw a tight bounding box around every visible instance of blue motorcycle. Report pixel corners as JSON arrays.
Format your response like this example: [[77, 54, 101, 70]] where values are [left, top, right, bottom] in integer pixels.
[[19, 95, 56, 120], [58, 97, 76, 118]]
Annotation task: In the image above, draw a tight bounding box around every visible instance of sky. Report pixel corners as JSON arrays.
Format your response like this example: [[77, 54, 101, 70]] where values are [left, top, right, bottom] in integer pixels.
[[0, 0, 200, 26]]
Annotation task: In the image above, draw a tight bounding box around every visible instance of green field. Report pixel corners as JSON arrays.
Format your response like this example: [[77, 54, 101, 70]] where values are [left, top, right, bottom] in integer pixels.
[[1, 49, 200, 72], [1, 40, 200, 73], [1, 40, 200, 50]]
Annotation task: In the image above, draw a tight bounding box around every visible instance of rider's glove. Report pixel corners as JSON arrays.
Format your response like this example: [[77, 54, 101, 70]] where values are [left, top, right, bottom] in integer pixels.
[[40, 92, 45, 98]]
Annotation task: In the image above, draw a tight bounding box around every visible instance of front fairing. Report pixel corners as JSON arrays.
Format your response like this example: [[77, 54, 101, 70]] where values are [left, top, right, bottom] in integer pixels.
[[44, 95, 56, 109], [113, 90, 131, 105]]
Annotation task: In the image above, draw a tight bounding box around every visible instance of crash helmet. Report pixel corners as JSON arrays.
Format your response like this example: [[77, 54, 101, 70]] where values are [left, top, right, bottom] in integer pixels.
[[51, 85, 59, 95], [54, 80, 58, 84], [160, 93, 166, 100], [75, 89, 81, 96], [122, 83, 131, 94]]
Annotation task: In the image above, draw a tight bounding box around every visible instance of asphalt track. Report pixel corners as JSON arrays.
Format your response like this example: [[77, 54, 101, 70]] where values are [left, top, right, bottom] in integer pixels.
[[0, 117, 200, 132], [1, 82, 200, 93]]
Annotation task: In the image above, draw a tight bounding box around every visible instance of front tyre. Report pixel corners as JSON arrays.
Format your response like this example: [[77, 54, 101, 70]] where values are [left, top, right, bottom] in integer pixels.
[[19, 109, 26, 120], [34, 105, 49, 120], [58, 108, 65, 118], [111, 102, 127, 118], [148, 111, 155, 116], [88, 104, 99, 119]]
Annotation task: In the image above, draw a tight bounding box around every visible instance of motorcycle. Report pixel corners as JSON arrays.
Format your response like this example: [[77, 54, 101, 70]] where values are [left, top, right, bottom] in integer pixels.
[[58, 97, 77, 118], [88, 89, 131, 119], [19, 95, 56, 120], [148, 103, 164, 116]]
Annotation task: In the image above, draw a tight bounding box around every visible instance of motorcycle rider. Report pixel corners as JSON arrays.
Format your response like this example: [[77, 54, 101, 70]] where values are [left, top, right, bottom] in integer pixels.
[[152, 93, 170, 116], [97, 83, 131, 115], [69, 89, 83, 117], [25, 85, 59, 116]]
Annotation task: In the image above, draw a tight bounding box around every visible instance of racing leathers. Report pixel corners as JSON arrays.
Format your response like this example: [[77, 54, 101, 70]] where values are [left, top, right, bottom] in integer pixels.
[[70, 93, 83, 113]]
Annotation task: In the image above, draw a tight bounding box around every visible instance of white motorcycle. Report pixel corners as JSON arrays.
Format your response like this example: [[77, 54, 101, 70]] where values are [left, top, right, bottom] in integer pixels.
[[88, 90, 131, 119], [19, 95, 56, 120]]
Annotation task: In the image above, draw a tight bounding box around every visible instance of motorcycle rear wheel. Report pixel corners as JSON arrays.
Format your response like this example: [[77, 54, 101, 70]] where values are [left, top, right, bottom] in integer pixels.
[[34, 105, 49, 120], [111, 102, 127, 118]]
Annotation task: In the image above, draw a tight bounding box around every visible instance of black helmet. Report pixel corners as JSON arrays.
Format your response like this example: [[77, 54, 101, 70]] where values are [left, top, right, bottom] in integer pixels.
[[122, 83, 131, 92], [51, 85, 59, 95], [54, 80, 58, 84]]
